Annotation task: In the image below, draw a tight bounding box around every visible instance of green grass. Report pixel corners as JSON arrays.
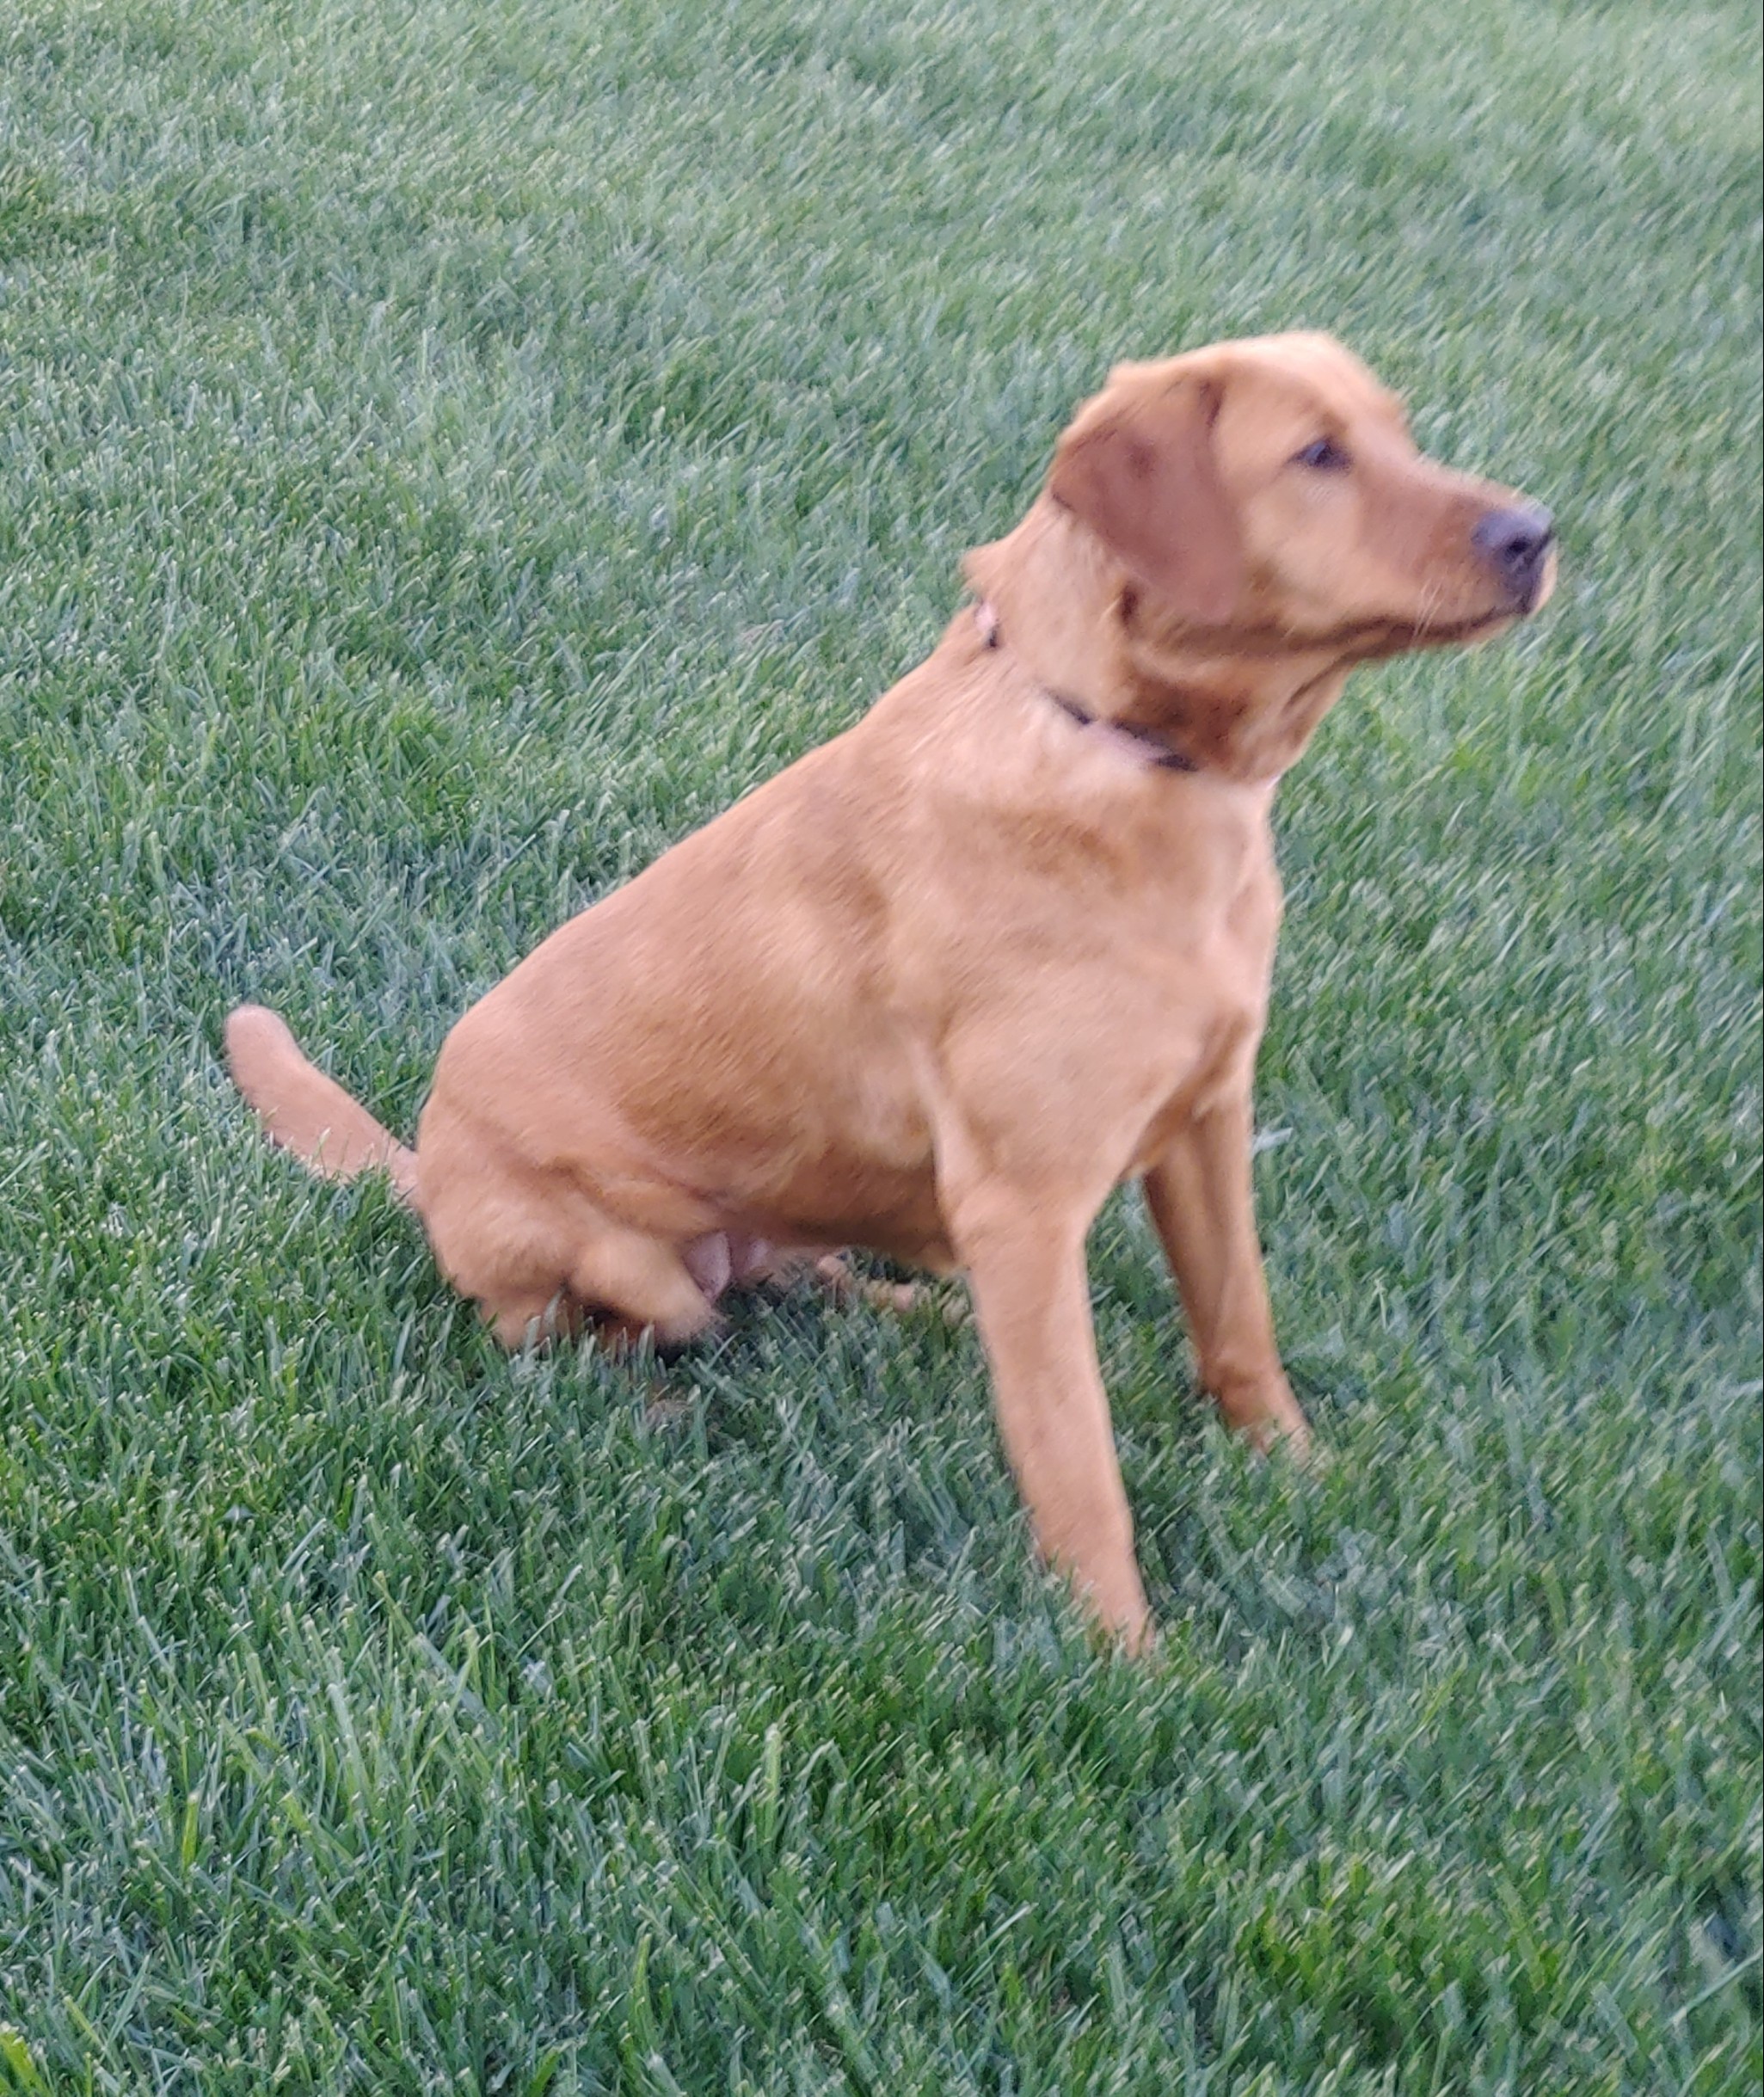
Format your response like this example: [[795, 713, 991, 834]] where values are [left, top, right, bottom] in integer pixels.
[[1, 0, 1759, 2088]]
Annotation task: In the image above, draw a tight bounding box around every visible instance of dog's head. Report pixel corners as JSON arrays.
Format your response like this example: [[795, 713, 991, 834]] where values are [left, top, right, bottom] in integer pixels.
[[1048, 332, 1556, 654]]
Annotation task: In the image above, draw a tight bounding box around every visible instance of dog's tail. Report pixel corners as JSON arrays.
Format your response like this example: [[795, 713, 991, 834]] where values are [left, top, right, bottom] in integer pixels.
[[224, 1005, 419, 1205]]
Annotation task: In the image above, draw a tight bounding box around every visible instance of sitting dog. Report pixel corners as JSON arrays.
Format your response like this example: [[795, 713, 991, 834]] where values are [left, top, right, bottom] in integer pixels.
[[227, 332, 1555, 1648]]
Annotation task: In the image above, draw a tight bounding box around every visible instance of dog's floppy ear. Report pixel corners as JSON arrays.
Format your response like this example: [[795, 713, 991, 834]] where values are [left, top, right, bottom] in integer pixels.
[[1048, 375, 1243, 624]]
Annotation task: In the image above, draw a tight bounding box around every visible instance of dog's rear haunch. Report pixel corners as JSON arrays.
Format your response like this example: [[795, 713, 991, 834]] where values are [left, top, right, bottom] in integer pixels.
[[229, 333, 1554, 1651]]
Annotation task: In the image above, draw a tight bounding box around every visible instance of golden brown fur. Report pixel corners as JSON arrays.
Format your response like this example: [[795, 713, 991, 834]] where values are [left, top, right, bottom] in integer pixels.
[[227, 332, 1554, 1648]]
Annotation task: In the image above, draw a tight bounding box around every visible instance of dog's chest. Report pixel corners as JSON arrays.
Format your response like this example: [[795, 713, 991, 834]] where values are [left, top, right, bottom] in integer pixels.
[[1106, 870, 1281, 1171]]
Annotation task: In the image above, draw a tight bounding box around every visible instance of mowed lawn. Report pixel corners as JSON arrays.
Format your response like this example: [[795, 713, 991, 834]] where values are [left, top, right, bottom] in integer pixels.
[[1, 0, 1759, 2089]]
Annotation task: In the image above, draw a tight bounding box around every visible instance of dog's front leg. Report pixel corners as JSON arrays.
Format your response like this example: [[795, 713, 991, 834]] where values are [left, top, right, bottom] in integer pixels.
[[950, 1190, 1152, 1649], [1142, 1093, 1311, 1456]]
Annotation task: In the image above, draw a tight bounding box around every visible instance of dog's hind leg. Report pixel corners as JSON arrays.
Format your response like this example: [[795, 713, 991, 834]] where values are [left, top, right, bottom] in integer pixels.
[[810, 1254, 921, 1314], [573, 1227, 721, 1352], [470, 1218, 719, 1356]]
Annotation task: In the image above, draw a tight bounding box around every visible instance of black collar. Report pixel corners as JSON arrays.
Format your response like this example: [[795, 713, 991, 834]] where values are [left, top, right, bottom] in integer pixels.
[[974, 601, 1200, 774]]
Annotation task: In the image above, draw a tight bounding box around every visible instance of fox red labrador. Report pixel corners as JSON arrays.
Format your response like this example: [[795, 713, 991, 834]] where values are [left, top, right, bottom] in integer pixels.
[[228, 332, 1555, 1649]]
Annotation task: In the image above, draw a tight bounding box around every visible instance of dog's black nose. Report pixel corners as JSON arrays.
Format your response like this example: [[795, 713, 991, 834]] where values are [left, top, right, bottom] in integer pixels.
[[1472, 503, 1555, 605]]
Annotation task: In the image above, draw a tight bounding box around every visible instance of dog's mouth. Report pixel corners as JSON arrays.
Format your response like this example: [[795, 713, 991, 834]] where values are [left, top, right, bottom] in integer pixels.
[[1418, 581, 1553, 642], [1366, 561, 1557, 652], [1249, 557, 1555, 657], [1287, 600, 1525, 662], [1371, 533, 1560, 647], [1416, 606, 1521, 643]]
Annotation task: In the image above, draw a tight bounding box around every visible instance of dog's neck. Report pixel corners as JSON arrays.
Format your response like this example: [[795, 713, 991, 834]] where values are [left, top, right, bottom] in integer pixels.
[[962, 496, 1355, 784], [971, 597, 1202, 774]]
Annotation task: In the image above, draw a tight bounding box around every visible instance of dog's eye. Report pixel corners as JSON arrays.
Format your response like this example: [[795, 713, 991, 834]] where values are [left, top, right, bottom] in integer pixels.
[[1293, 438, 1350, 471]]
